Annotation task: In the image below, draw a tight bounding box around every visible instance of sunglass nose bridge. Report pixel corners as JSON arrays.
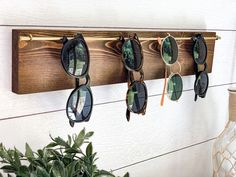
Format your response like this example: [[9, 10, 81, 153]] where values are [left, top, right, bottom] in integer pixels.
[[204, 63, 208, 71], [139, 69, 144, 83], [75, 78, 80, 87], [84, 75, 91, 86], [127, 71, 134, 86], [170, 61, 182, 74]]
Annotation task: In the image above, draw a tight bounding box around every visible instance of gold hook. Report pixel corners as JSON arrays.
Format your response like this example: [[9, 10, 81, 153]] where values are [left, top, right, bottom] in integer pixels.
[[29, 34, 33, 41]]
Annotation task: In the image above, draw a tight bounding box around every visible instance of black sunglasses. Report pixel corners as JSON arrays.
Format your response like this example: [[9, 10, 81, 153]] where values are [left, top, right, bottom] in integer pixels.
[[120, 34, 148, 121], [192, 34, 209, 101], [61, 34, 93, 127]]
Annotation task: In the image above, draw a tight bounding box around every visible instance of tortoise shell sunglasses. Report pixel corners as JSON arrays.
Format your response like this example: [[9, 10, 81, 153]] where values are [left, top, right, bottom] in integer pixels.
[[120, 34, 148, 121]]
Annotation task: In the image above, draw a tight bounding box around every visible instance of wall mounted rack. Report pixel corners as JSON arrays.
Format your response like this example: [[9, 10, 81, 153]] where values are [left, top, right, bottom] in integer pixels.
[[12, 29, 219, 94]]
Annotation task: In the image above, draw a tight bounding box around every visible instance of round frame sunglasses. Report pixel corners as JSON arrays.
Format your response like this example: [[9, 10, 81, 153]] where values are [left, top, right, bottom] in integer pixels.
[[157, 34, 183, 105], [166, 63, 183, 101], [61, 34, 93, 127], [120, 34, 148, 121], [192, 34, 209, 101]]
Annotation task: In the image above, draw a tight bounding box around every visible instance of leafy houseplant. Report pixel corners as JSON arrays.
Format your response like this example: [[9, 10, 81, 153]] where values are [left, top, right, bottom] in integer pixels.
[[0, 129, 129, 177]]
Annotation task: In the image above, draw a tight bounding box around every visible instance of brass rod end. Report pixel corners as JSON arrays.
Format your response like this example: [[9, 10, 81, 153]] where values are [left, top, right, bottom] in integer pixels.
[[216, 35, 221, 40]]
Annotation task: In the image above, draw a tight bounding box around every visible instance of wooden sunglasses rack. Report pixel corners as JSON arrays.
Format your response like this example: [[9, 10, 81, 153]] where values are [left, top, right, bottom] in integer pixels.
[[12, 29, 219, 94]]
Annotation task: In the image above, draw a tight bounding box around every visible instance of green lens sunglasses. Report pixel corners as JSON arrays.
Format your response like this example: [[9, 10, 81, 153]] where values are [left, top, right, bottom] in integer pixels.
[[157, 34, 183, 105], [61, 33, 93, 127], [120, 34, 148, 121], [192, 34, 209, 101]]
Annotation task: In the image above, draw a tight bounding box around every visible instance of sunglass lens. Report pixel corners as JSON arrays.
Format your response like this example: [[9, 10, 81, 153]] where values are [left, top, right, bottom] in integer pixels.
[[162, 36, 178, 65], [193, 38, 207, 64], [127, 82, 147, 113], [62, 40, 89, 77], [194, 72, 208, 96], [67, 85, 93, 122], [122, 39, 142, 70], [167, 74, 183, 101]]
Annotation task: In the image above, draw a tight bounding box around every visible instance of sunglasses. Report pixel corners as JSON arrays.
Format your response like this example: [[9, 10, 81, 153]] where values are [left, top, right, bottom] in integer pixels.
[[120, 34, 148, 121], [61, 34, 93, 127], [192, 34, 209, 101], [158, 34, 183, 105]]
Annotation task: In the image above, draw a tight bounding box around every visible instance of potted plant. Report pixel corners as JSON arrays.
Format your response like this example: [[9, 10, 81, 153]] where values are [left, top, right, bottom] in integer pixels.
[[0, 128, 129, 177]]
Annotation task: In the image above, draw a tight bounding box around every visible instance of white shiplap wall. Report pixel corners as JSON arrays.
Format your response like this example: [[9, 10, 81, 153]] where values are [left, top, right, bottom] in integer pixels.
[[0, 0, 236, 177]]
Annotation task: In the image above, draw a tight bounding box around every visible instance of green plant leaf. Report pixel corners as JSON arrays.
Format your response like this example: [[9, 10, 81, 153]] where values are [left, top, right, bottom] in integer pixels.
[[18, 165, 30, 177], [25, 143, 34, 159], [49, 134, 55, 141], [67, 135, 72, 146], [94, 170, 115, 177], [66, 161, 77, 177], [1, 165, 16, 173], [0, 130, 128, 177], [52, 160, 65, 177], [13, 150, 21, 167], [0, 146, 11, 162], [6, 150, 14, 161], [46, 142, 58, 148], [123, 172, 130, 177], [29, 172, 38, 177], [79, 128, 86, 137], [14, 147, 24, 157], [37, 149, 44, 158], [54, 137, 70, 148], [74, 161, 82, 173], [33, 159, 45, 167], [64, 148, 81, 154], [36, 166, 50, 177], [86, 143, 93, 157], [85, 132, 94, 139], [73, 129, 85, 148]]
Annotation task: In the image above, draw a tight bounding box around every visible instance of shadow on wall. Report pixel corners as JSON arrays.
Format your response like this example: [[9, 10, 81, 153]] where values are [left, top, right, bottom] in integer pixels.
[[230, 33, 236, 82]]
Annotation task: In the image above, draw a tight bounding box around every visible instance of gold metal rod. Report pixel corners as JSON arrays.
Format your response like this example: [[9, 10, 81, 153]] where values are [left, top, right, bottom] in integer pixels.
[[19, 35, 221, 41]]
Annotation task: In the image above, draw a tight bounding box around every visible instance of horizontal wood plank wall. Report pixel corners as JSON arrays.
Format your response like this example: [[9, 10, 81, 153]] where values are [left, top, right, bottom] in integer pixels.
[[0, 84, 232, 170], [0, 0, 236, 30], [114, 140, 214, 177], [1, 0, 236, 176]]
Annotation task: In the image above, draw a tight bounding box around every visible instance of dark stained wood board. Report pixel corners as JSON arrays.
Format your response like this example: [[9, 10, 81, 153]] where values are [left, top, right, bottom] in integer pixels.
[[12, 29, 216, 94]]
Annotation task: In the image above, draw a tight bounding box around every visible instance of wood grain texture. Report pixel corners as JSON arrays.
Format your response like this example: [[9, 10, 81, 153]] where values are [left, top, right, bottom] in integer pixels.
[[12, 30, 216, 94]]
